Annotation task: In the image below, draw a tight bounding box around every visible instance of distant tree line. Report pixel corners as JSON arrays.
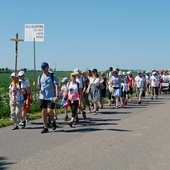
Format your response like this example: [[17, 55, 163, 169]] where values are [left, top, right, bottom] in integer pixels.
[[0, 68, 27, 73], [0, 67, 11, 73]]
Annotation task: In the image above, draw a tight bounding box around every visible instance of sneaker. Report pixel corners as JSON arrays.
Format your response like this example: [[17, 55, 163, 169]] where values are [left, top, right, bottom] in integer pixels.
[[11, 125, 19, 130], [21, 120, 26, 129], [19, 121, 22, 126], [52, 121, 57, 130], [68, 122, 73, 128], [41, 128, 48, 133], [82, 112, 86, 119], [25, 114, 29, 123], [54, 116, 58, 120], [115, 106, 118, 109], [151, 97, 153, 100], [138, 101, 142, 105], [93, 111, 97, 115], [64, 115, 69, 121], [75, 116, 79, 123]]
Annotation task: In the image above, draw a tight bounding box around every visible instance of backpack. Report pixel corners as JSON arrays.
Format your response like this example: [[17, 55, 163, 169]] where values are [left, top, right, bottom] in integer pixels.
[[19, 81, 27, 101], [39, 72, 55, 91]]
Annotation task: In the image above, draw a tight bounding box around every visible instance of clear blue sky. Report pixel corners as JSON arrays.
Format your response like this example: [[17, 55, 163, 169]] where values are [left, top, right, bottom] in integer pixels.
[[0, 0, 170, 72]]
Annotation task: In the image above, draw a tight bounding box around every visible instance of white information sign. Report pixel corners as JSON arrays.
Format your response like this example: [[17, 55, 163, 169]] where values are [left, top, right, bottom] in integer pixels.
[[25, 24, 44, 42]]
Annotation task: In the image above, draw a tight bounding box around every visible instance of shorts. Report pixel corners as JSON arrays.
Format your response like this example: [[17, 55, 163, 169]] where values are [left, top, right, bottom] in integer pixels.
[[127, 87, 133, 95], [39, 99, 55, 109]]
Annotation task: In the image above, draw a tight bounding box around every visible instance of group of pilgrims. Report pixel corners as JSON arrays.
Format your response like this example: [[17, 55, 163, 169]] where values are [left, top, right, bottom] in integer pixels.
[[9, 62, 170, 133]]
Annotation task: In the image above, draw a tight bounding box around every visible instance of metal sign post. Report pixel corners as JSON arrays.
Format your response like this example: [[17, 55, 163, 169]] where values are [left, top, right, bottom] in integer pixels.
[[25, 24, 44, 81], [24, 24, 44, 101]]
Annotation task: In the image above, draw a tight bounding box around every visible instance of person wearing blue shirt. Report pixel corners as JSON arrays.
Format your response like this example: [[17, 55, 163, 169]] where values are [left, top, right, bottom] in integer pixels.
[[37, 62, 59, 133]]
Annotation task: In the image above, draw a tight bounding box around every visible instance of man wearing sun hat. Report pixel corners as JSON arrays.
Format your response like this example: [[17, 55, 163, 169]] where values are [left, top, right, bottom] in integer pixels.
[[36, 62, 60, 133]]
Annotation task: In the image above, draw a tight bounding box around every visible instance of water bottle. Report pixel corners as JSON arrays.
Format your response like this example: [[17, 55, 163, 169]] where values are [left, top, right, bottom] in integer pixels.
[[50, 97, 55, 103]]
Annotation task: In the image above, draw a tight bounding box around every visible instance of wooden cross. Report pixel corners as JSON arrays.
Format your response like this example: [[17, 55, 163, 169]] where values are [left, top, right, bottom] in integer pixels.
[[10, 33, 24, 86]]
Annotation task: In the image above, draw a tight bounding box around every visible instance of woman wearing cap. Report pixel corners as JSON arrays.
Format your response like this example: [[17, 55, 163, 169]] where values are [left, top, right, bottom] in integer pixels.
[[67, 73, 80, 127], [60, 77, 69, 121], [18, 70, 32, 127], [9, 73, 27, 130], [100, 71, 107, 109], [86, 68, 101, 114]]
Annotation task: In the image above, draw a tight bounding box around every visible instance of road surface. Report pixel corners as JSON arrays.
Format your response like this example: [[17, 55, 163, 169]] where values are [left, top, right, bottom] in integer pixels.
[[0, 94, 170, 170]]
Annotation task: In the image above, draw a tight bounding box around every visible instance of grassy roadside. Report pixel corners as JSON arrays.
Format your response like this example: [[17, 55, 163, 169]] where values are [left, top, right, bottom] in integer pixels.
[[0, 108, 71, 128], [0, 91, 137, 128]]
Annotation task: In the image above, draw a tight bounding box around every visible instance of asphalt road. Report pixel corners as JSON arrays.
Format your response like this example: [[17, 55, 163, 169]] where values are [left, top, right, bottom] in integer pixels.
[[1, 94, 170, 170]]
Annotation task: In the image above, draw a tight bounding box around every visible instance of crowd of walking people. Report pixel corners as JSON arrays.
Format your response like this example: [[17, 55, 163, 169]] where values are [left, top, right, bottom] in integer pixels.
[[9, 62, 170, 133]]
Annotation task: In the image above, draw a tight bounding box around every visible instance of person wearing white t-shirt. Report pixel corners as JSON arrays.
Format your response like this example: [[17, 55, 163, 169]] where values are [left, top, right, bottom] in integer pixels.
[[150, 72, 159, 99], [18, 70, 32, 127], [145, 71, 150, 95], [161, 71, 168, 83], [60, 77, 69, 121], [107, 67, 114, 106], [135, 71, 145, 105], [68, 73, 80, 127], [74, 68, 86, 119], [9, 73, 27, 130]]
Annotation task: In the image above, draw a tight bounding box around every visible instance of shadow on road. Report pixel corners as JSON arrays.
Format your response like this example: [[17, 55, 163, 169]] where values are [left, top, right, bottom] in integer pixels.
[[56, 127, 132, 133], [100, 111, 132, 114], [0, 156, 15, 170], [50, 117, 132, 133]]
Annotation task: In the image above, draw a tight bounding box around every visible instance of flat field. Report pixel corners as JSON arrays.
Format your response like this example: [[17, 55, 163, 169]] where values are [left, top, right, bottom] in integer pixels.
[[0, 71, 71, 120]]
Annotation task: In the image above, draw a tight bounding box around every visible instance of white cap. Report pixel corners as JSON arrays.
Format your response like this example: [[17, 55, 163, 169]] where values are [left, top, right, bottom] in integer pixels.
[[10, 72, 18, 77], [74, 68, 80, 74], [127, 71, 132, 75], [118, 71, 122, 75], [153, 71, 156, 75], [61, 77, 68, 83], [122, 72, 126, 76], [18, 71, 25, 76]]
